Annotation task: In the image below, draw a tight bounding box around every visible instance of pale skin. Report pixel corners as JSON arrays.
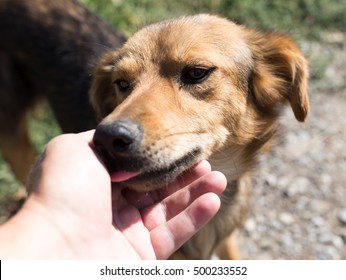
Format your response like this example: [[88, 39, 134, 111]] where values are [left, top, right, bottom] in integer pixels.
[[0, 130, 226, 259]]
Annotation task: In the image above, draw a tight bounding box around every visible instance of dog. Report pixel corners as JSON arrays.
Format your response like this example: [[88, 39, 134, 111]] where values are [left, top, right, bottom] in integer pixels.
[[0, 0, 125, 191], [90, 14, 309, 259]]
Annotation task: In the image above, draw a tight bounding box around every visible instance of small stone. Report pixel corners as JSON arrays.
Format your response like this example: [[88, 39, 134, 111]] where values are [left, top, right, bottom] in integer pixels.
[[277, 177, 289, 189], [279, 212, 295, 225], [295, 197, 309, 211], [318, 173, 332, 188], [325, 246, 340, 260], [338, 209, 346, 225], [244, 218, 256, 232], [270, 220, 281, 230], [286, 177, 310, 196], [259, 238, 273, 250], [265, 174, 277, 187], [332, 236, 344, 248], [312, 216, 326, 228], [281, 234, 294, 248], [319, 232, 333, 244]]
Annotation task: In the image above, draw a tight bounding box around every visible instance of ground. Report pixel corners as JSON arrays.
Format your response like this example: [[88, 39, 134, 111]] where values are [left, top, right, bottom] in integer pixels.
[[238, 39, 346, 259]]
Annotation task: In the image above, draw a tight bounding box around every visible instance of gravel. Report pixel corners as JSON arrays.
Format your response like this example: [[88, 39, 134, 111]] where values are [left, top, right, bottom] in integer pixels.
[[237, 41, 346, 259]]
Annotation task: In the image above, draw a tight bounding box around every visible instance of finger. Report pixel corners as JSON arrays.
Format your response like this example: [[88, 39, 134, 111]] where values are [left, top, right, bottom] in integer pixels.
[[114, 205, 156, 259], [123, 160, 212, 209], [77, 129, 96, 142], [150, 192, 221, 260], [141, 171, 226, 231], [76, 130, 111, 172], [160, 160, 212, 197]]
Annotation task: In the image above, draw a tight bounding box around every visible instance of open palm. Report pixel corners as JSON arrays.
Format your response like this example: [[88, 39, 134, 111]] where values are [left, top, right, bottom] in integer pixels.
[[25, 131, 226, 259]]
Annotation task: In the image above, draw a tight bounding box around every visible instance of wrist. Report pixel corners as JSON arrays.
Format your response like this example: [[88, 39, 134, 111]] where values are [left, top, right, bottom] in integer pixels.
[[0, 195, 75, 259], [0, 194, 118, 259]]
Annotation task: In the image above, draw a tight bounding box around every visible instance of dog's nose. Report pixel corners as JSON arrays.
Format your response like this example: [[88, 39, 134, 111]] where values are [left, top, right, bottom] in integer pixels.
[[93, 120, 143, 158]]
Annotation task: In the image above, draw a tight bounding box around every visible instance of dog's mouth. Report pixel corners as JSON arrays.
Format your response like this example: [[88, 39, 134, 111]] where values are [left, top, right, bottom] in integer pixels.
[[134, 147, 201, 178], [97, 146, 202, 191]]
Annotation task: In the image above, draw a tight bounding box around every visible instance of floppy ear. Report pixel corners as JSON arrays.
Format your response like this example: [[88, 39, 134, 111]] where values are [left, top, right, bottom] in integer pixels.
[[249, 32, 309, 122], [89, 52, 119, 121]]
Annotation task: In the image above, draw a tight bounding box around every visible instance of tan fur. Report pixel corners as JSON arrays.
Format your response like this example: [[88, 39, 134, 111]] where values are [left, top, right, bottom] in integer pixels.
[[90, 14, 309, 259]]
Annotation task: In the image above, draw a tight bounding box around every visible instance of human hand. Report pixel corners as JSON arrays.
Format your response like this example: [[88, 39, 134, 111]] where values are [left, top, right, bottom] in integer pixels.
[[0, 130, 226, 259]]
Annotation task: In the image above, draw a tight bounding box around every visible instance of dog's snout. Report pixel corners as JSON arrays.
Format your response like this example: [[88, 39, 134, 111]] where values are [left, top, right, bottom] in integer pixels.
[[93, 120, 143, 157]]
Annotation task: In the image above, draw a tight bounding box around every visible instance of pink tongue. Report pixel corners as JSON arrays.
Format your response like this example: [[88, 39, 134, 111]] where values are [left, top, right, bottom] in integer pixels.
[[110, 171, 140, 182]]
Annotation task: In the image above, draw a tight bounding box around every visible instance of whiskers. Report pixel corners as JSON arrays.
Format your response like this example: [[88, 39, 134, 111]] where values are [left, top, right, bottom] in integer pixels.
[[138, 115, 245, 181]]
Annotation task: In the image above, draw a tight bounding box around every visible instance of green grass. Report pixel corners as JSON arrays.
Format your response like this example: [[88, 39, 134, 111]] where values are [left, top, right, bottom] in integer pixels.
[[80, 0, 346, 40], [27, 103, 61, 155], [0, 103, 61, 200]]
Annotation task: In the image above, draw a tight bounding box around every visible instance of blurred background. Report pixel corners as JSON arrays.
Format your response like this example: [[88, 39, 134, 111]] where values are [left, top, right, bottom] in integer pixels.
[[0, 0, 345, 259]]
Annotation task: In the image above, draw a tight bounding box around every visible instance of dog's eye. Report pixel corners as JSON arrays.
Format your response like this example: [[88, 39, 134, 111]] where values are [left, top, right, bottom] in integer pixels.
[[114, 79, 130, 91], [181, 67, 215, 84]]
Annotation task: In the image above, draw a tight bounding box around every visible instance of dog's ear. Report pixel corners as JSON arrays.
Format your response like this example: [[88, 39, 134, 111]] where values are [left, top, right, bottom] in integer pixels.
[[249, 32, 309, 122], [89, 52, 119, 121]]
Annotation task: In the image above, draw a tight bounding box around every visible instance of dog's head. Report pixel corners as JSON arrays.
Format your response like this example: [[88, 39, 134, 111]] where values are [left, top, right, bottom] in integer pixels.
[[90, 14, 309, 191]]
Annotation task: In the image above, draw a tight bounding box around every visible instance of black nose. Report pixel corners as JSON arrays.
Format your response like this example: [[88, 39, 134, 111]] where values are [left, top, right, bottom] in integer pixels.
[[93, 119, 143, 158]]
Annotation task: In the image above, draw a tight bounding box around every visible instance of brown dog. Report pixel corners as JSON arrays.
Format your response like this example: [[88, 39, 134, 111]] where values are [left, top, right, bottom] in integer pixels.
[[91, 14, 309, 259], [0, 0, 125, 189]]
